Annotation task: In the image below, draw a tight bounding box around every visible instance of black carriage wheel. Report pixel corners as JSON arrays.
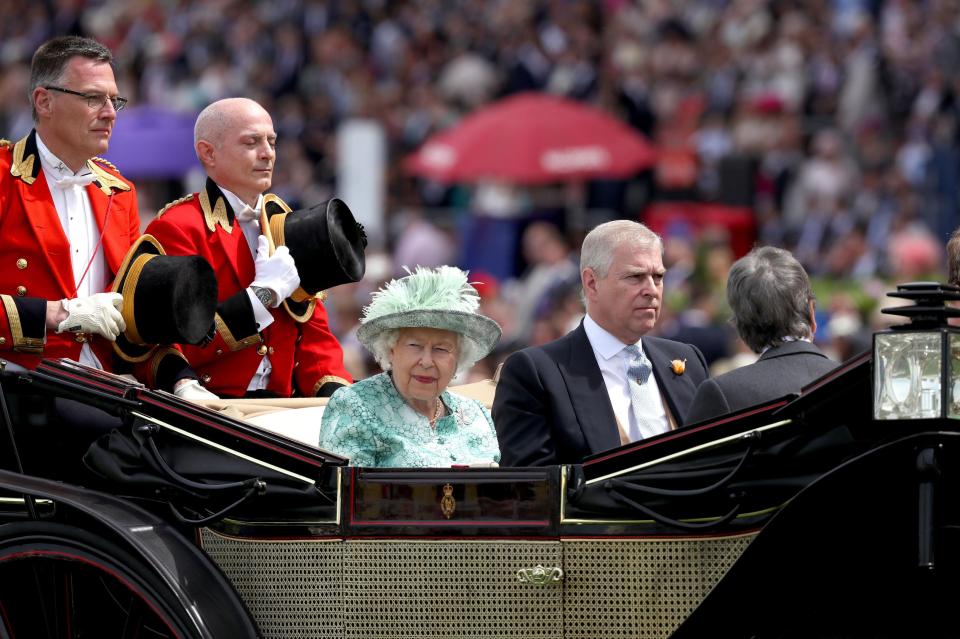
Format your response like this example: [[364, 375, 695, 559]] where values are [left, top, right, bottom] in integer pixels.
[[0, 522, 198, 639]]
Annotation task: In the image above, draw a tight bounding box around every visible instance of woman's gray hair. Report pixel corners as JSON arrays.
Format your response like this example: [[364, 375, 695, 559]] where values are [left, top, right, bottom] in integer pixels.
[[727, 246, 815, 352], [580, 220, 663, 279], [367, 328, 482, 377], [30, 36, 114, 121]]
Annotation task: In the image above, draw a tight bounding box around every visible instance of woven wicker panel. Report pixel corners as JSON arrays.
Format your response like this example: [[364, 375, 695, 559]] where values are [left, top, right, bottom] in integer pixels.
[[200, 529, 344, 638], [342, 540, 564, 638], [562, 535, 756, 639]]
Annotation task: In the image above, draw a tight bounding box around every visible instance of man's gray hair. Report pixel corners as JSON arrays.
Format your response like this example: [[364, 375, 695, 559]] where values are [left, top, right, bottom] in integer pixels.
[[30, 36, 113, 122], [727, 246, 815, 353], [367, 328, 481, 377], [580, 219, 663, 279]]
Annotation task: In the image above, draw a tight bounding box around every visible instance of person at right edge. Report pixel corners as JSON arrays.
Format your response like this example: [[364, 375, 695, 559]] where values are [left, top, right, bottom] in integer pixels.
[[146, 98, 354, 399], [684, 246, 838, 425], [948, 228, 960, 288]]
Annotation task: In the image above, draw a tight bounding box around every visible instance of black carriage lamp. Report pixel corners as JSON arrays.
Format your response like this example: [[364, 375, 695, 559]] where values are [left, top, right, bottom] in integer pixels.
[[874, 281, 960, 421]]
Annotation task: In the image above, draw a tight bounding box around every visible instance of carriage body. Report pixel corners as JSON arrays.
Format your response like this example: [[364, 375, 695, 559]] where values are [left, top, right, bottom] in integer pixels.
[[0, 350, 955, 638]]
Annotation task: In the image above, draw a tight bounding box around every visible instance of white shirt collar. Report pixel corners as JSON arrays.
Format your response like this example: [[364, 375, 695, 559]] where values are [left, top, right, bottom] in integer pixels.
[[35, 134, 93, 178], [218, 186, 263, 223], [760, 335, 812, 354], [583, 313, 641, 360]]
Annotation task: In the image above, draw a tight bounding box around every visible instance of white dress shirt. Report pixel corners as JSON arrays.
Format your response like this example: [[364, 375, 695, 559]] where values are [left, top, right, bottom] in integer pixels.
[[583, 314, 669, 441], [218, 187, 275, 392], [36, 135, 105, 370]]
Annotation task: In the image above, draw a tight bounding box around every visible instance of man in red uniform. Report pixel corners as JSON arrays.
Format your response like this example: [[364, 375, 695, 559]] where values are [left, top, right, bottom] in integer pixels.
[[0, 36, 189, 392], [146, 97, 352, 398]]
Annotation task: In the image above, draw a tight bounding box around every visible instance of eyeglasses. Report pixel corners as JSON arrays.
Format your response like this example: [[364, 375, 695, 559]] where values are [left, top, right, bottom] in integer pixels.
[[44, 86, 128, 112]]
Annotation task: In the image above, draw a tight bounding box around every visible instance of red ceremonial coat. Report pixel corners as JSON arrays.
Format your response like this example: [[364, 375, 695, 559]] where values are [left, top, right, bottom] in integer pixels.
[[145, 178, 352, 398], [0, 133, 134, 369]]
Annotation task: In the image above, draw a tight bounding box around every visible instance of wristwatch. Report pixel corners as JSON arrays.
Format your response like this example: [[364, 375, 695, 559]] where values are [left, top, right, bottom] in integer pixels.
[[251, 286, 275, 309]]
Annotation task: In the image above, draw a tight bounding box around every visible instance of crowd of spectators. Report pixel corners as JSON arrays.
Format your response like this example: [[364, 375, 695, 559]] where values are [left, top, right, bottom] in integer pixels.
[[2, 0, 959, 382]]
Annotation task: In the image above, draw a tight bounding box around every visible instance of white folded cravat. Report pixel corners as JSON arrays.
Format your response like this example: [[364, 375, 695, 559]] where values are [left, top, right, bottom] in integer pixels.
[[49, 172, 96, 189]]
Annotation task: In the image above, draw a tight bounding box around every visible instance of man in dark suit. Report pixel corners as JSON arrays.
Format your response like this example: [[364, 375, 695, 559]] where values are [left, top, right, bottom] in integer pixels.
[[492, 220, 709, 466], [684, 246, 838, 425]]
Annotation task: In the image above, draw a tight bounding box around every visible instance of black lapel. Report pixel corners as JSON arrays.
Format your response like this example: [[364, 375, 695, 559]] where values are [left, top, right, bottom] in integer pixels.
[[559, 323, 622, 455], [198, 177, 237, 233], [643, 337, 699, 424]]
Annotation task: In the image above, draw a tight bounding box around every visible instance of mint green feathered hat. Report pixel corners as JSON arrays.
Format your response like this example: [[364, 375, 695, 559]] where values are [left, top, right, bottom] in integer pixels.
[[357, 266, 502, 363]]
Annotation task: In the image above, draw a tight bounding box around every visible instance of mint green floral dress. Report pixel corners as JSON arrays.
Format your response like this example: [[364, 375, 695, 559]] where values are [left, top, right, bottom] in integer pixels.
[[319, 373, 501, 468]]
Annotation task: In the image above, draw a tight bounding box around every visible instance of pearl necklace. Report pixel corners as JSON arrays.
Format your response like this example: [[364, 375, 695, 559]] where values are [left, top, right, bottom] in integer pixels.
[[429, 398, 444, 428]]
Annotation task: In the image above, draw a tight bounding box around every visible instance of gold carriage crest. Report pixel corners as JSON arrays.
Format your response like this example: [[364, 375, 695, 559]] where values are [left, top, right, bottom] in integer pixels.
[[440, 483, 456, 519]]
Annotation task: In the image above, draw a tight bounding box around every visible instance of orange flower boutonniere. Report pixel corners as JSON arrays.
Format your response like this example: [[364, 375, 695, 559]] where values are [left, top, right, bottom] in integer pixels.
[[670, 358, 686, 375]]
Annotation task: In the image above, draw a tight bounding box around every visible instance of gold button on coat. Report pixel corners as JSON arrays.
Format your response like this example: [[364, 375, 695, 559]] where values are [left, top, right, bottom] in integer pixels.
[[15, 286, 26, 297], [201, 374, 212, 383], [257, 345, 268, 356], [16, 258, 27, 270], [268, 346, 275, 355], [0, 337, 6, 345]]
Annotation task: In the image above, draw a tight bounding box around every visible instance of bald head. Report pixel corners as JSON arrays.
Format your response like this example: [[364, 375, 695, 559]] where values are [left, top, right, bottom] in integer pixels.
[[195, 97, 271, 155], [194, 97, 276, 206]]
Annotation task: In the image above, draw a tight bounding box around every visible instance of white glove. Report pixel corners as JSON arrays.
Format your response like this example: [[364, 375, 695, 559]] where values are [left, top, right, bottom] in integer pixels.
[[250, 235, 300, 308], [173, 378, 220, 401], [57, 293, 126, 340]]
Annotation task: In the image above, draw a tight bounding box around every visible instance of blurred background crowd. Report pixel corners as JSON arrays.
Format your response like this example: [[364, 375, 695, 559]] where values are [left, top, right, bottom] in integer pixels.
[[2, 0, 959, 382]]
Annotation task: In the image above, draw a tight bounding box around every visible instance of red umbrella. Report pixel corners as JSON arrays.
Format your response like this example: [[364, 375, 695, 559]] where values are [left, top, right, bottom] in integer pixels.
[[404, 92, 657, 184]]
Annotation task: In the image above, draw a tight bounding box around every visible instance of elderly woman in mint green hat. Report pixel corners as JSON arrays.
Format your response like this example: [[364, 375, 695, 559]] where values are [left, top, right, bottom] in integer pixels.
[[319, 266, 502, 467]]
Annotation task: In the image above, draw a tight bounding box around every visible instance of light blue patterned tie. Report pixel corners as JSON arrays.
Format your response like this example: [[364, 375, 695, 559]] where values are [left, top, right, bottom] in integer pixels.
[[624, 344, 653, 440], [625, 344, 652, 385]]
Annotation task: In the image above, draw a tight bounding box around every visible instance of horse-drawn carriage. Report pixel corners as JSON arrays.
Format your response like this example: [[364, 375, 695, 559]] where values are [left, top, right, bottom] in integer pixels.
[[1, 283, 958, 638]]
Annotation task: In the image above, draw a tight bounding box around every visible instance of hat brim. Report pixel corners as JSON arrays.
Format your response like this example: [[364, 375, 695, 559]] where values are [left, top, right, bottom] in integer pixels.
[[112, 235, 164, 362], [357, 310, 502, 361], [111, 234, 218, 363]]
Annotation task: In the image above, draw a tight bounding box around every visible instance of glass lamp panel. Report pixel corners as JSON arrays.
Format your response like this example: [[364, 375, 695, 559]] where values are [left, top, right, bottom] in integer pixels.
[[950, 333, 960, 419], [874, 332, 943, 420]]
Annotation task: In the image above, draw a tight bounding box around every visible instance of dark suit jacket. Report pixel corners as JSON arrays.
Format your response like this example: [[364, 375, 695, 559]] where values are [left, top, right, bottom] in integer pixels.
[[684, 341, 838, 425], [492, 323, 709, 466]]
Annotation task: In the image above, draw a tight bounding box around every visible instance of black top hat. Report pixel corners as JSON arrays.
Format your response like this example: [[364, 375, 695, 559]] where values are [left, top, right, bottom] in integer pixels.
[[111, 235, 218, 362], [262, 195, 367, 322]]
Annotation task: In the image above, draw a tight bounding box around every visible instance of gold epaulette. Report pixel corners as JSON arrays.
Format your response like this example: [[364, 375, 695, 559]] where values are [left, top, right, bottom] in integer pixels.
[[156, 194, 195, 218], [91, 156, 118, 171], [0, 139, 11, 149]]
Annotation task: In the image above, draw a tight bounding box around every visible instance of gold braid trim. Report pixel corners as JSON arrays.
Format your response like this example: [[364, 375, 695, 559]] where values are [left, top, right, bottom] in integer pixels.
[[120, 254, 155, 346], [156, 194, 195, 218], [282, 297, 317, 323], [214, 313, 261, 351], [1, 295, 43, 354], [312, 375, 351, 396], [87, 158, 130, 195], [90, 156, 117, 170], [200, 189, 231, 234], [150, 347, 188, 388], [10, 136, 36, 185], [269, 212, 287, 247], [87, 159, 131, 194], [0, 139, 11, 149]]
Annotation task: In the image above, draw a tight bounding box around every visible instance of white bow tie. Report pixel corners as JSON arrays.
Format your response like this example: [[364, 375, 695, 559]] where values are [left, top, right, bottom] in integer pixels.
[[235, 204, 260, 223], [49, 172, 96, 190]]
